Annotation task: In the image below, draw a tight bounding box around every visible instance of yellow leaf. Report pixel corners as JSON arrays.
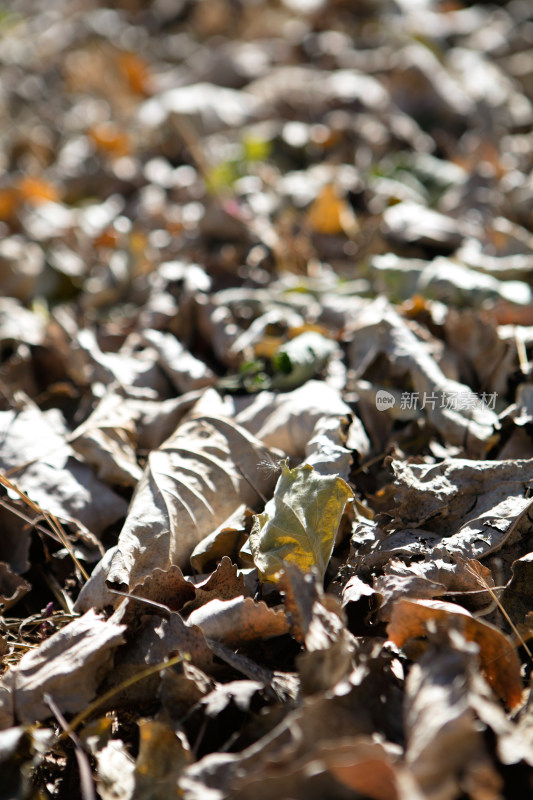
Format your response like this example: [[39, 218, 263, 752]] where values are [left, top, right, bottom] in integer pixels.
[[306, 183, 357, 235], [248, 461, 353, 582]]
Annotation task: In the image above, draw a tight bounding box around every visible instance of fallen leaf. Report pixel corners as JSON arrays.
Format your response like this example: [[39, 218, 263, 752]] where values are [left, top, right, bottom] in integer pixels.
[[70, 389, 143, 487], [84, 727, 135, 800], [123, 564, 196, 620], [249, 461, 353, 582], [270, 332, 338, 390], [199, 679, 265, 718], [306, 183, 357, 235], [0, 562, 31, 613], [187, 596, 288, 645], [133, 718, 191, 799], [382, 457, 533, 560], [189, 506, 252, 574], [81, 413, 278, 598], [322, 737, 422, 800], [187, 556, 248, 609], [387, 598, 523, 708], [234, 378, 369, 466], [141, 329, 216, 393], [0, 610, 125, 728], [348, 298, 499, 454], [501, 552, 533, 626], [0, 398, 128, 537], [405, 627, 504, 800]]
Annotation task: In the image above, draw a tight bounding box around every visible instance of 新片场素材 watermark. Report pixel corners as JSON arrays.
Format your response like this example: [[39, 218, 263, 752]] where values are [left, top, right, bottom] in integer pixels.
[[375, 391, 497, 411]]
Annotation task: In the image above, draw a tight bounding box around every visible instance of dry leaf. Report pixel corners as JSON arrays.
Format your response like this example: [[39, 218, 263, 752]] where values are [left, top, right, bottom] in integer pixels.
[[405, 627, 504, 800], [187, 596, 288, 645], [70, 390, 143, 487], [0, 562, 31, 613], [306, 183, 357, 235], [189, 506, 252, 573], [270, 332, 338, 390], [349, 298, 499, 454], [383, 457, 533, 560], [234, 379, 369, 463], [141, 329, 216, 393], [321, 738, 422, 800], [133, 718, 191, 799], [387, 598, 523, 708], [186, 556, 248, 610], [80, 413, 278, 601], [0, 610, 125, 728], [0, 399, 128, 536]]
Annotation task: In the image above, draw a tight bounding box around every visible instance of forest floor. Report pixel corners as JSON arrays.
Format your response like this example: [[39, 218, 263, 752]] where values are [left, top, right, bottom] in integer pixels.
[[1, 1, 533, 798]]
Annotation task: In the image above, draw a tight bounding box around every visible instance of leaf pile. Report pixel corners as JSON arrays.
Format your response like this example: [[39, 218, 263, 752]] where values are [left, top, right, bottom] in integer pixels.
[[1, 0, 533, 798]]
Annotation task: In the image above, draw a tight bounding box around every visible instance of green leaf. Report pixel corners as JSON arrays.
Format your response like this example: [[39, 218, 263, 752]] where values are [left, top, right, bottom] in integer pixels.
[[270, 332, 337, 390], [249, 461, 353, 582]]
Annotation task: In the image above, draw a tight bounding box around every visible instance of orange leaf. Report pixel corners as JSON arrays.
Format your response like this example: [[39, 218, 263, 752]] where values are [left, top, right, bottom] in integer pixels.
[[387, 598, 523, 708], [306, 184, 357, 236], [89, 124, 131, 158], [116, 51, 151, 96], [0, 187, 19, 221], [16, 176, 60, 205]]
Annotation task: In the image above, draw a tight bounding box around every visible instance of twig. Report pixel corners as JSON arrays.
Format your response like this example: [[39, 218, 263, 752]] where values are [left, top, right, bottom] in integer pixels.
[[0, 472, 89, 581], [464, 559, 532, 660]]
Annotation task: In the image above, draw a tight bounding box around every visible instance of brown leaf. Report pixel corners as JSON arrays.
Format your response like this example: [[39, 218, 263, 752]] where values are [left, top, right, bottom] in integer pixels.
[[322, 738, 421, 800], [0, 562, 31, 613], [79, 412, 279, 605], [0, 610, 125, 728], [278, 563, 319, 643], [382, 457, 533, 561], [348, 299, 498, 455], [189, 506, 252, 574], [187, 596, 288, 645], [124, 565, 196, 620], [234, 378, 369, 467], [387, 598, 523, 708], [0, 399, 128, 537], [70, 389, 143, 487], [405, 627, 505, 800], [133, 718, 191, 799], [186, 556, 248, 611]]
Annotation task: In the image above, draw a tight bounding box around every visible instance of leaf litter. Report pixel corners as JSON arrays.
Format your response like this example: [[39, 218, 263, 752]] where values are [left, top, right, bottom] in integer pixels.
[[1, 0, 533, 798]]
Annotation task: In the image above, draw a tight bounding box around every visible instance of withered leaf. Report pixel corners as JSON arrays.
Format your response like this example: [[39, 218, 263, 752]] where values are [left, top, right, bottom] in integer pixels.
[[187, 596, 288, 645], [133, 718, 191, 800], [405, 627, 504, 800], [349, 299, 498, 455], [185, 556, 248, 613], [189, 506, 252, 574], [82, 413, 278, 598], [0, 562, 31, 613], [383, 457, 533, 560], [387, 598, 523, 708], [70, 389, 143, 487], [0, 610, 125, 728], [0, 399, 128, 536]]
